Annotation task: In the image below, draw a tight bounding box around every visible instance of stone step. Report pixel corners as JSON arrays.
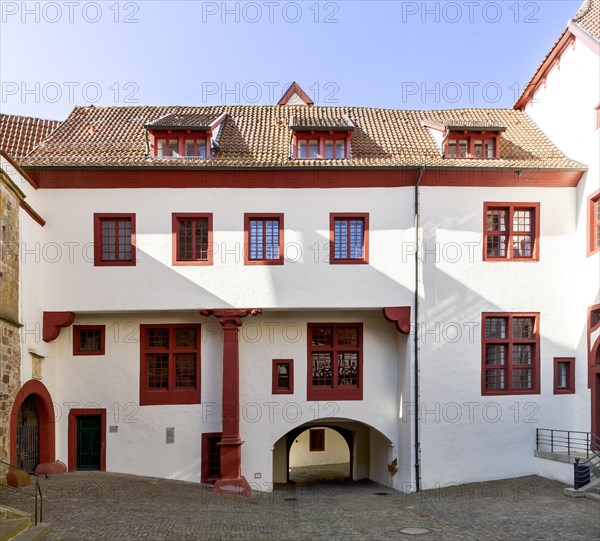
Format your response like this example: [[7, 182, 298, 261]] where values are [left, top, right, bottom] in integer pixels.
[[584, 492, 600, 503], [0, 518, 30, 541], [10, 523, 52, 541]]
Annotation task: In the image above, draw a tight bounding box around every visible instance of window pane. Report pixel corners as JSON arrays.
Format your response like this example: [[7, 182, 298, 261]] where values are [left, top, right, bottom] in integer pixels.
[[309, 140, 319, 158], [169, 139, 179, 157], [485, 317, 507, 339], [557, 363, 567, 388], [277, 363, 289, 389], [298, 140, 307, 158], [487, 235, 507, 257], [117, 219, 132, 261], [195, 219, 209, 260], [249, 220, 264, 260], [175, 353, 197, 388], [312, 353, 333, 386], [78, 329, 101, 352], [101, 220, 116, 260], [185, 139, 195, 157], [175, 328, 197, 348], [147, 329, 169, 348], [486, 344, 506, 365], [487, 209, 507, 232], [513, 317, 534, 339], [513, 344, 533, 365], [512, 368, 532, 389], [196, 140, 206, 158], [334, 219, 348, 259], [349, 219, 364, 259], [147, 354, 168, 389], [324, 140, 334, 159], [337, 326, 358, 346], [178, 220, 193, 260], [264, 219, 280, 260], [335, 140, 345, 159], [459, 140, 468, 158], [513, 210, 532, 232], [311, 327, 333, 346], [513, 235, 533, 258], [486, 369, 505, 389], [157, 139, 167, 157], [474, 140, 483, 158], [448, 141, 457, 158], [485, 140, 495, 158], [338, 352, 359, 386]]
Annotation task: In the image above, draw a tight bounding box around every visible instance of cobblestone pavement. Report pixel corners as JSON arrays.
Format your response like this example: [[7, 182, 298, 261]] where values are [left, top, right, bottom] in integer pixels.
[[1, 472, 598, 541]]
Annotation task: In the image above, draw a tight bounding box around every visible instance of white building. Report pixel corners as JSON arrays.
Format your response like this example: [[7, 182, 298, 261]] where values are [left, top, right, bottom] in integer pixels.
[[1, 0, 599, 495]]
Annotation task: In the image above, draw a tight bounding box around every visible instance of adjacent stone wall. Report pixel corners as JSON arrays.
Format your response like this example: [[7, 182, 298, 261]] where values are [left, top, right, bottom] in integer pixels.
[[0, 169, 23, 467]]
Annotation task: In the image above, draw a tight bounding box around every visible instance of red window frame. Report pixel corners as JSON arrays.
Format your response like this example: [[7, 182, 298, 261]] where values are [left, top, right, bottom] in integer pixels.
[[554, 357, 575, 394], [481, 313, 540, 396], [139, 324, 201, 406], [309, 429, 325, 451], [330, 213, 369, 265], [151, 131, 210, 159], [93, 213, 136, 267], [483, 203, 540, 262], [595, 104, 600, 131], [73, 325, 105, 356], [293, 132, 350, 159], [244, 213, 284, 265], [588, 190, 600, 256], [444, 132, 500, 159], [171, 213, 213, 266], [307, 323, 363, 401], [201, 432, 222, 483], [272, 359, 294, 394]]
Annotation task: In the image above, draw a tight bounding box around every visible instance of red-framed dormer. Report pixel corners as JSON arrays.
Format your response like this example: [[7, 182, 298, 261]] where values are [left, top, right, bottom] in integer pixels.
[[422, 119, 506, 160], [290, 114, 354, 160], [145, 112, 227, 159]]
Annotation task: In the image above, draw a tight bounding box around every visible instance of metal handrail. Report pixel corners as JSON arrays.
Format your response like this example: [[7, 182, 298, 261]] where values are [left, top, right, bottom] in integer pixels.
[[535, 429, 599, 458], [0, 459, 47, 525]]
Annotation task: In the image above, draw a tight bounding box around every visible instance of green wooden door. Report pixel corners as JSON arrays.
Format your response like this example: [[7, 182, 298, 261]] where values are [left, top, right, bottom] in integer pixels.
[[77, 416, 101, 470]]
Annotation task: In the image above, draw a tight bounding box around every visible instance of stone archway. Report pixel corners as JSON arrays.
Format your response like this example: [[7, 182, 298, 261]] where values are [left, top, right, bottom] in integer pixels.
[[10, 380, 57, 474]]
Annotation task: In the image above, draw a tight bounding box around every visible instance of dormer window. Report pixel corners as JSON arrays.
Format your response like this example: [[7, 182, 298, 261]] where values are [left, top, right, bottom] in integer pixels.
[[290, 113, 354, 160], [447, 136, 497, 159], [296, 135, 347, 159], [145, 112, 226, 159], [421, 119, 506, 160]]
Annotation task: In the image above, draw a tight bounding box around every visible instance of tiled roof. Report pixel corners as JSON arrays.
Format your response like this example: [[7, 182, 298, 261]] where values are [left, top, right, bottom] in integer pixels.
[[21, 104, 584, 170], [573, 0, 600, 40], [145, 112, 223, 129], [424, 118, 506, 131], [0, 114, 61, 158], [290, 110, 354, 130]]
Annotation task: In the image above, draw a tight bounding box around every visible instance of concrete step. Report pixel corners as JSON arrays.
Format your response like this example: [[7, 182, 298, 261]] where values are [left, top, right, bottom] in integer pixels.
[[10, 523, 52, 541], [0, 518, 30, 541], [584, 492, 600, 503]]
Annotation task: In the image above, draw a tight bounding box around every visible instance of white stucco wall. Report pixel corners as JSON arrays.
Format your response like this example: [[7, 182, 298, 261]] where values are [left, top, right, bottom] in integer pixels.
[[289, 427, 349, 467]]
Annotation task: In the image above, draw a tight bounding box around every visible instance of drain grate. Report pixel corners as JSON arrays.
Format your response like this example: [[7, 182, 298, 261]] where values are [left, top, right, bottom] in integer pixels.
[[374, 492, 390, 496]]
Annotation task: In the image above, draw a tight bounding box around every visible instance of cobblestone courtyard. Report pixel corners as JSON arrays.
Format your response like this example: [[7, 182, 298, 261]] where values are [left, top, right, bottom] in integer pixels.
[[1, 472, 598, 541]]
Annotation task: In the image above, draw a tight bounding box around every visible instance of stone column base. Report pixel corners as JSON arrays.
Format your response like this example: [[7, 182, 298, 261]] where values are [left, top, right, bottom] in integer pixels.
[[213, 476, 252, 497]]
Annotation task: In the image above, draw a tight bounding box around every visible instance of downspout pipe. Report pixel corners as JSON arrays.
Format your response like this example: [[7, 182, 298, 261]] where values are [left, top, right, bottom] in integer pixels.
[[414, 166, 424, 491]]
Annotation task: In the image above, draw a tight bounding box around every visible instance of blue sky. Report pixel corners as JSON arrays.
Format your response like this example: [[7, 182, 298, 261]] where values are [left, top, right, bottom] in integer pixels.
[[0, 1, 583, 119]]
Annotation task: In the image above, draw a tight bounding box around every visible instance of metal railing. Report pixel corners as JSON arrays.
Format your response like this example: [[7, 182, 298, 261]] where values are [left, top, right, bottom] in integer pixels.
[[535, 429, 600, 458], [0, 460, 48, 525]]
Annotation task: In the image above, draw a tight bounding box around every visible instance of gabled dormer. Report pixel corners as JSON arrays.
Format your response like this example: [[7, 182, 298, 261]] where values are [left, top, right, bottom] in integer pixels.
[[289, 112, 354, 160], [145, 112, 227, 159], [422, 119, 506, 159], [277, 81, 314, 106]]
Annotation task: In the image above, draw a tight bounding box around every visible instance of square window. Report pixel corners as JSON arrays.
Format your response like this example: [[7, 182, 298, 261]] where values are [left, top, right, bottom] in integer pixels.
[[73, 325, 105, 356], [330, 213, 369, 264], [244, 214, 284, 265], [272, 359, 294, 394], [482, 313, 540, 396], [309, 429, 325, 451], [308, 323, 363, 401], [484, 203, 539, 261], [172, 214, 213, 266], [140, 324, 201, 405], [554, 357, 575, 394], [94, 214, 136, 266]]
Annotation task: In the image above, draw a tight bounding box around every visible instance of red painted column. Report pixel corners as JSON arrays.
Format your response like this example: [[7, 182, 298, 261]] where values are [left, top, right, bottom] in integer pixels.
[[200, 309, 261, 496]]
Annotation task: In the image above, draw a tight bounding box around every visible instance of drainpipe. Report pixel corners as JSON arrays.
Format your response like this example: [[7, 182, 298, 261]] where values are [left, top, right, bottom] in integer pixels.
[[414, 166, 424, 491]]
